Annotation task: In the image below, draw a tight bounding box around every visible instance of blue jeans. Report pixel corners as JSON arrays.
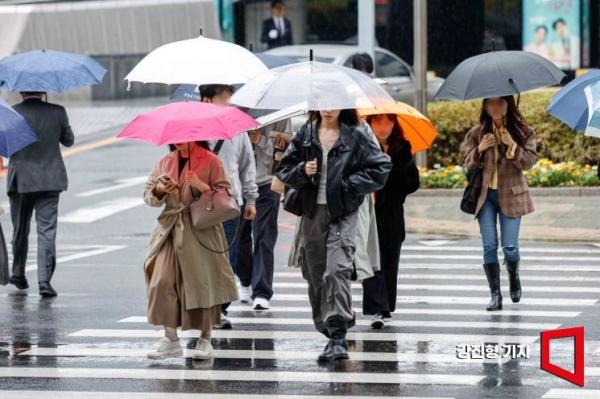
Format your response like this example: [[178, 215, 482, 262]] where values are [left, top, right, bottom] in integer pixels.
[[477, 189, 521, 265]]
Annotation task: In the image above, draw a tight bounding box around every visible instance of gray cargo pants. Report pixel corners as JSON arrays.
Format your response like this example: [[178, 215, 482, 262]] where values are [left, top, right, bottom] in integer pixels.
[[299, 205, 358, 336]]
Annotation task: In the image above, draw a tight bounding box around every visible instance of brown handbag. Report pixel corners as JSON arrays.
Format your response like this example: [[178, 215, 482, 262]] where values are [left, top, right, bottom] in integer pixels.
[[190, 186, 240, 231]]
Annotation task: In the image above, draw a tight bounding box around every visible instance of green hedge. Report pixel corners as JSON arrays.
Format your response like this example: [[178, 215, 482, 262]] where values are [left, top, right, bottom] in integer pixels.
[[426, 91, 600, 167]]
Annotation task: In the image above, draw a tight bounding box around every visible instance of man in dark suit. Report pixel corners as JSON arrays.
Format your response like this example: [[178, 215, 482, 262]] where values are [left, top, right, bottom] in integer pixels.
[[260, 0, 293, 49], [7, 92, 74, 297]]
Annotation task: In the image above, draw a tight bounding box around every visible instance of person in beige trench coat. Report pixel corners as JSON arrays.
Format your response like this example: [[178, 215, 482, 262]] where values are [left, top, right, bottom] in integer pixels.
[[143, 141, 238, 360]]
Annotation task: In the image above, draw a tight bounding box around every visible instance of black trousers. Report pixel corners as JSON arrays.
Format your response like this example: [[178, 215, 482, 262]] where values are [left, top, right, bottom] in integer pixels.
[[9, 191, 60, 283], [362, 203, 405, 315], [236, 184, 281, 300]]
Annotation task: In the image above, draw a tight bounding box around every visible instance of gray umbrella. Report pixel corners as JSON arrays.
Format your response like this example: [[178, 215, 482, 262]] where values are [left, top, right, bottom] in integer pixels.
[[434, 50, 565, 102]]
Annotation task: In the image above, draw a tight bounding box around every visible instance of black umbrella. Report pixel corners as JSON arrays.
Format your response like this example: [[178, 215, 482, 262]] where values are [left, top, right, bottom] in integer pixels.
[[434, 50, 565, 102]]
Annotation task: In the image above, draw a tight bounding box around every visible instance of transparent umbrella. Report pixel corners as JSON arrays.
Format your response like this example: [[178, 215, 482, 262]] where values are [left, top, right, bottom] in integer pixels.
[[230, 60, 394, 111]]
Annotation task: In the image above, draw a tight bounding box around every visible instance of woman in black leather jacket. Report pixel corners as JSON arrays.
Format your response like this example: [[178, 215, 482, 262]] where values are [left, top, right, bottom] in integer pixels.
[[277, 109, 391, 362]]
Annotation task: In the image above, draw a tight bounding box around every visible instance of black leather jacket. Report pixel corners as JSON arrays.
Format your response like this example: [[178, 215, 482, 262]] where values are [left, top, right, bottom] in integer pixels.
[[277, 121, 392, 221]]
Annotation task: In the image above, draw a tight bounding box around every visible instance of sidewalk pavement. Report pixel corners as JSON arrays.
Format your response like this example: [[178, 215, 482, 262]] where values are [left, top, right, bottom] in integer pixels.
[[405, 188, 600, 243]]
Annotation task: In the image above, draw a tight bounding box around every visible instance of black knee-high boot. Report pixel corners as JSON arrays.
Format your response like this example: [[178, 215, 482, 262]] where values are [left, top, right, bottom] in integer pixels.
[[483, 263, 502, 311], [505, 260, 522, 303]]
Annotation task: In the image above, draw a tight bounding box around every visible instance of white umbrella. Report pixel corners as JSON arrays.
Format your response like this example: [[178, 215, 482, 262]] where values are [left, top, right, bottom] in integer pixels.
[[125, 35, 268, 88], [230, 60, 394, 111]]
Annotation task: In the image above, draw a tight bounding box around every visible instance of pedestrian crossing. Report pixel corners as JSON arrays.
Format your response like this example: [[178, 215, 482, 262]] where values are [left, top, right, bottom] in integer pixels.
[[2, 241, 600, 398]]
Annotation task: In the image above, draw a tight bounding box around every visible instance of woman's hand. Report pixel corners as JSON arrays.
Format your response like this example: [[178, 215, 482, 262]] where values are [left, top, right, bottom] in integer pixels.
[[478, 134, 496, 153], [499, 127, 515, 147], [155, 174, 178, 196], [305, 158, 318, 176], [182, 170, 211, 193]]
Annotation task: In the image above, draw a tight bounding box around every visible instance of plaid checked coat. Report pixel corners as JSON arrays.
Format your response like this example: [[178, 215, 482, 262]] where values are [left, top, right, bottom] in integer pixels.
[[463, 125, 538, 218]]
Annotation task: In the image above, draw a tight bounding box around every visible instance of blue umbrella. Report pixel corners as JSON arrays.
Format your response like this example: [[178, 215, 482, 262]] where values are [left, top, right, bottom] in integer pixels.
[[584, 81, 600, 138], [547, 70, 600, 131], [170, 53, 298, 101], [0, 50, 106, 93], [0, 97, 38, 157]]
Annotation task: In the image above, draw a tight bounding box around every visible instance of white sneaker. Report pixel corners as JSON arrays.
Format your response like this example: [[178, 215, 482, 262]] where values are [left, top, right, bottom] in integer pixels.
[[370, 313, 385, 330], [146, 337, 183, 360], [239, 285, 252, 304], [253, 297, 270, 310], [191, 337, 214, 360]]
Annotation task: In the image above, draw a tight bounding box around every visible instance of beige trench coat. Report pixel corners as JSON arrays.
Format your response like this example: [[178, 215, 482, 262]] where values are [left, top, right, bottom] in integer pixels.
[[143, 147, 239, 310]]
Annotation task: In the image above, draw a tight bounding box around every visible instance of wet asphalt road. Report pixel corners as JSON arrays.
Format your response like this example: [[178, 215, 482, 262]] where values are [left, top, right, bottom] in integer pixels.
[[0, 132, 600, 399]]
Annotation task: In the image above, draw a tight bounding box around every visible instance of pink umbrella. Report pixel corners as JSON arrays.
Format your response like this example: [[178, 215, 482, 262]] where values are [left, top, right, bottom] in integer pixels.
[[118, 101, 258, 146]]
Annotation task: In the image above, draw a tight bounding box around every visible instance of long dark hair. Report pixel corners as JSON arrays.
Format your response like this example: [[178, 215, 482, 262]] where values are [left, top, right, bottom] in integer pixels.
[[480, 96, 530, 145], [168, 141, 210, 153], [366, 114, 409, 155], [307, 109, 360, 127]]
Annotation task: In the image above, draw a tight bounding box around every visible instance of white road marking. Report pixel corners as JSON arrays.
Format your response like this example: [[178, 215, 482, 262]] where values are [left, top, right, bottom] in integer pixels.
[[267, 294, 597, 306], [0, 392, 455, 399], [544, 389, 600, 398], [118, 316, 559, 330], [58, 197, 144, 223], [417, 240, 453, 246], [403, 245, 600, 255], [395, 273, 600, 283], [377, 264, 600, 272], [69, 329, 539, 344], [77, 176, 147, 197], [0, 367, 484, 386], [223, 306, 580, 317], [402, 254, 600, 262], [23, 245, 127, 272], [19, 346, 508, 364], [270, 282, 600, 293]]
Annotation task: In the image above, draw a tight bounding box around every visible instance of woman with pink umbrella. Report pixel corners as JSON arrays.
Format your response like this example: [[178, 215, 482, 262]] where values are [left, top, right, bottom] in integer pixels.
[[118, 102, 259, 360]]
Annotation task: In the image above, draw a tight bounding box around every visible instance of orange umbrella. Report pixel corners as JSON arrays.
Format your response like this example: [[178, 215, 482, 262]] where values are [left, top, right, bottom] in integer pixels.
[[359, 102, 438, 154]]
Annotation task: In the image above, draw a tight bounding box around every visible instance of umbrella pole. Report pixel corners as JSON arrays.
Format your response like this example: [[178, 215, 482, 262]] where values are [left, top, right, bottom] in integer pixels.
[[188, 142, 192, 170]]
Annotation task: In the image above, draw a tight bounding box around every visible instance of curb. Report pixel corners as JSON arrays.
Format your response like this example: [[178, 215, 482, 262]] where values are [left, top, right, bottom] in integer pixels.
[[413, 187, 600, 197], [405, 216, 600, 243]]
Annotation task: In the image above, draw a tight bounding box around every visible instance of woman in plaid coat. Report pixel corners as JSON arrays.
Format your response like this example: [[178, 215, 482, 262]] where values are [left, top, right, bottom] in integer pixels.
[[463, 96, 538, 311]]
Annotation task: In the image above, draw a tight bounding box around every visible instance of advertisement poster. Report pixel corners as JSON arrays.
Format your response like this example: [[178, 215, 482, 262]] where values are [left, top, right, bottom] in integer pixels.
[[523, 0, 581, 69]]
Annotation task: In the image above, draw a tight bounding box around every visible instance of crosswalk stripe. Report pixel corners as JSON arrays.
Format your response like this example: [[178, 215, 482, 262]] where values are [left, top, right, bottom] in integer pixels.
[[402, 254, 600, 262], [543, 389, 600, 398], [0, 367, 485, 385], [69, 329, 538, 344], [77, 176, 147, 197], [0, 392, 455, 399], [117, 316, 559, 330], [223, 306, 580, 317], [268, 294, 597, 306], [276, 264, 600, 275], [19, 346, 509, 364], [58, 197, 144, 223], [270, 282, 600, 293], [402, 245, 600, 255], [395, 273, 600, 282]]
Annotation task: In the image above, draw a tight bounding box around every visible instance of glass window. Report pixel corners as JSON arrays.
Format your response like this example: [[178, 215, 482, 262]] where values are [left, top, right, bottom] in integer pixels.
[[375, 51, 410, 78]]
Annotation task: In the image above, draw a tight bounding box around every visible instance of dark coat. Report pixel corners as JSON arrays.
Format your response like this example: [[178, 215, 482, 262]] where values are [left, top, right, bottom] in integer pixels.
[[260, 17, 293, 49], [8, 98, 74, 194], [375, 140, 420, 208], [277, 121, 392, 221], [463, 124, 537, 218]]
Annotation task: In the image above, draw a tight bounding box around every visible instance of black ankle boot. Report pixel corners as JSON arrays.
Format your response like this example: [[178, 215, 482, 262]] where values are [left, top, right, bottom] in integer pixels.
[[483, 263, 502, 311], [9, 275, 29, 290], [330, 338, 349, 361], [39, 282, 57, 298], [505, 260, 522, 303]]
